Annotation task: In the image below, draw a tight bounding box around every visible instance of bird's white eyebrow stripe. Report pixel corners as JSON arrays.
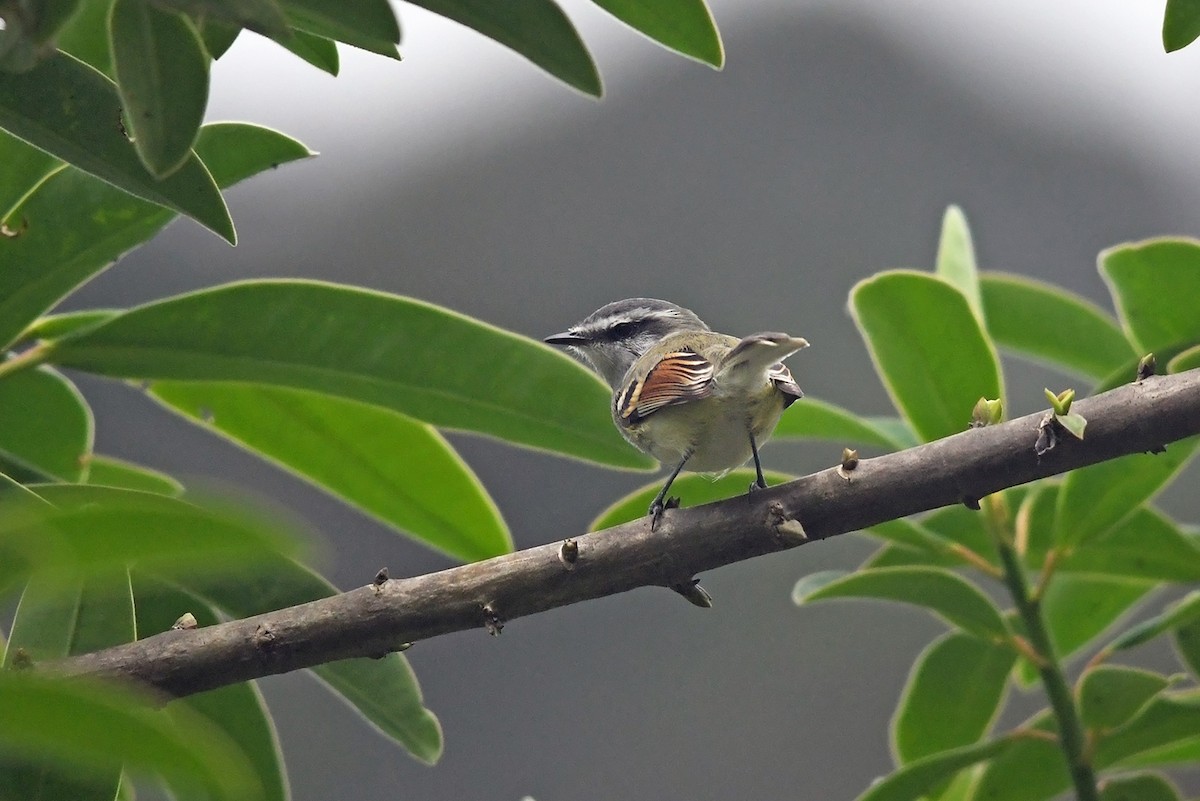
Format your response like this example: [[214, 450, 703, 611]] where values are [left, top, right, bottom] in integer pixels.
[[583, 308, 680, 332]]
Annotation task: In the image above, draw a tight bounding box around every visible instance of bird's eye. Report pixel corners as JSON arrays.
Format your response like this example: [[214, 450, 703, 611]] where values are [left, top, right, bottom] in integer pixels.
[[611, 321, 638, 339]]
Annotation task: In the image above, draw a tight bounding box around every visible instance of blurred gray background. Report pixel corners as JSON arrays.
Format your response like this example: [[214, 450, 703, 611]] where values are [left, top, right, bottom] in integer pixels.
[[63, 0, 1200, 798]]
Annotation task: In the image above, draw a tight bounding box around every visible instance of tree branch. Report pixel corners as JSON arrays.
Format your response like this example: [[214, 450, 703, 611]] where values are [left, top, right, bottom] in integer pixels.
[[57, 370, 1200, 698]]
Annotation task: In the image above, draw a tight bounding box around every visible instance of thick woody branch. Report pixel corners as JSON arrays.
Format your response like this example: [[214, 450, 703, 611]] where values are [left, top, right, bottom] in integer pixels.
[[58, 370, 1200, 698]]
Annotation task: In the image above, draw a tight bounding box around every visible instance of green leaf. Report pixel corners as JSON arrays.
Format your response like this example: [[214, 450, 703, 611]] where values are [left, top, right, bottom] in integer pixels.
[[0, 569, 133, 801], [278, 0, 399, 58], [406, 0, 601, 96], [0, 128, 60, 220], [1110, 592, 1200, 652], [892, 632, 1015, 764], [1100, 238, 1200, 355], [168, 557, 443, 763], [149, 381, 512, 562], [792, 566, 1008, 640], [85, 454, 183, 495], [18, 310, 121, 343], [1116, 734, 1200, 770], [277, 27, 339, 74], [55, 0, 117, 77], [922, 504, 999, 565], [0, 0, 83, 71], [979, 272, 1135, 380], [972, 715, 1068, 801], [1054, 436, 1199, 547], [0, 485, 301, 593], [935, 205, 982, 320], [109, 0, 211, 177], [590, 469, 791, 529], [850, 271, 1002, 443], [860, 518, 955, 557], [132, 575, 288, 801], [1166, 344, 1200, 373], [1100, 773, 1181, 801], [1056, 411, 1087, 440], [0, 672, 262, 801], [1015, 574, 1154, 686], [854, 737, 1014, 801], [1059, 508, 1200, 584], [0, 51, 234, 241], [197, 18, 242, 59], [864, 417, 921, 449], [1164, 0, 1200, 51], [0, 122, 311, 350], [48, 280, 653, 470], [1096, 692, 1200, 770], [588, 0, 721, 66], [1079, 665, 1170, 730], [153, 0, 292, 42], [0, 366, 92, 481], [1174, 616, 1200, 678], [774, 397, 907, 450]]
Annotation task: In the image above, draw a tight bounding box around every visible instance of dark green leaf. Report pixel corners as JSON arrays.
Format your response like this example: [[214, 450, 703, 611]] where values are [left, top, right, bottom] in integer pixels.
[[0, 128, 59, 219], [48, 280, 654, 470], [855, 737, 1014, 801], [0, 485, 302, 593], [972, 715, 1067, 801], [168, 557, 443, 763], [892, 632, 1015, 763], [149, 381, 512, 561], [774, 397, 907, 450], [1099, 773, 1181, 801], [793, 566, 1008, 640], [935, 205, 982, 320], [0, 366, 92, 481], [0, 122, 311, 350], [980, 273, 1135, 380], [1054, 436, 1198, 547], [860, 518, 954, 557], [277, 27, 339, 74], [1, 569, 133, 801], [1079, 665, 1170, 730], [133, 575, 288, 801], [406, 0, 601, 96], [850, 271, 1002, 443], [862, 543, 960, 570], [1059, 508, 1200, 584], [588, 0, 721, 66], [109, 0, 211, 177], [1100, 238, 1200, 355], [1110, 592, 1200, 652], [590, 469, 790, 529], [0, 672, 262, 801], [1116, 734, 1200, 770], [279, 0, 399, 57], [197, 18, 241, 58], [1015, 574, 1154, 686], [922, 504, 998, 565], [1174, 616, 1200, 678], [1164, 0, 1200, 51], [0, 0, 83, 71], [0, 51, 234, 241], [1166, 344, 1200, 373], [85, 454, 183, 495], [153, 0, 291, 42], [55, 0, 116, 76]]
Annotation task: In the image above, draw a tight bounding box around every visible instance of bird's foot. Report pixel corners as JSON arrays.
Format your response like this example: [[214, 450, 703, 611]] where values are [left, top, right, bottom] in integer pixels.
[[747, 478, 768, 495], [649, 495, 681, 531]]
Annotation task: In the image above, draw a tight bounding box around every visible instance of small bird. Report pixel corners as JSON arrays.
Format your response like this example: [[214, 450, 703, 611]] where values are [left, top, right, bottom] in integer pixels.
[[546, 298, 808, 530]]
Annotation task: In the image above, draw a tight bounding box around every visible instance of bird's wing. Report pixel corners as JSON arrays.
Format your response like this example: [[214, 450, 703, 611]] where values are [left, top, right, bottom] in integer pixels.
[[769, 362, 804, 408], [616, 350, 715, 425]]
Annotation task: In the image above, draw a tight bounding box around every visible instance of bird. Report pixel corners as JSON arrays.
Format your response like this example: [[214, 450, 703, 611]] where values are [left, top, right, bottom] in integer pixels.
[[545, 298, 809, 531]]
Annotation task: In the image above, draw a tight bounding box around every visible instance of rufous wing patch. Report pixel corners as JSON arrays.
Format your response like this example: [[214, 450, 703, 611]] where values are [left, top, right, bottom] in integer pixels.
[[618, 351, 714, 424]]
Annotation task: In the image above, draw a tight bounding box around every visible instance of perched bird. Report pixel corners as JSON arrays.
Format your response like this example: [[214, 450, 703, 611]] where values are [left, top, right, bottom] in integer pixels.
[[546, 298, 808, 530]]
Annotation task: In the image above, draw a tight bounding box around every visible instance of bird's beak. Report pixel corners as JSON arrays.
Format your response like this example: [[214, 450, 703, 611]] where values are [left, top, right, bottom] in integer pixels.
[[544, 331, 587, 346]]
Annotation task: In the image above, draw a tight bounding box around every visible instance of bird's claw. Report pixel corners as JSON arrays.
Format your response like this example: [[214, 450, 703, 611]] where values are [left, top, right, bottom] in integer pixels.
[[747, 479, 768, 495], [649, 496, 680, 531]]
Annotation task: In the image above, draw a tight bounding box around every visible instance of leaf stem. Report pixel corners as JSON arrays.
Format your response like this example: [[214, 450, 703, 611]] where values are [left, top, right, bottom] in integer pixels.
[[0, 342, 52, 381], [983, 494, 1099, 801]]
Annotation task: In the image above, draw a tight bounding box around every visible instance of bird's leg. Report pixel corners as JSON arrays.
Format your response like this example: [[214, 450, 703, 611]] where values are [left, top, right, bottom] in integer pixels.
[[747, 430, 768, 494], [648, 452, 690, 531]]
